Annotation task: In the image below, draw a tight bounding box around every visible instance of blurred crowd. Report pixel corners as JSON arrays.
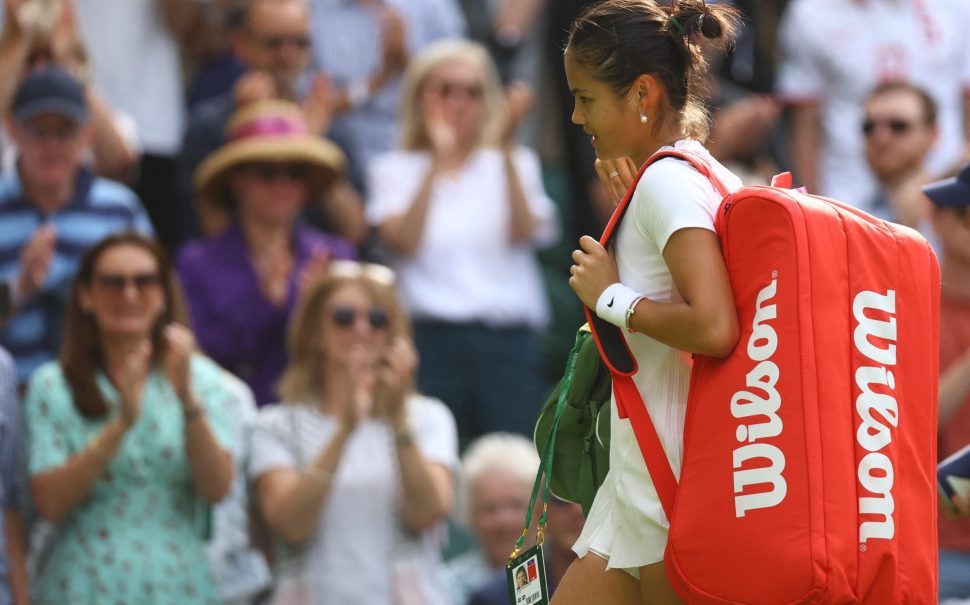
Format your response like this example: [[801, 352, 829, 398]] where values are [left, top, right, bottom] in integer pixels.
[[0, 0, 968, 603]]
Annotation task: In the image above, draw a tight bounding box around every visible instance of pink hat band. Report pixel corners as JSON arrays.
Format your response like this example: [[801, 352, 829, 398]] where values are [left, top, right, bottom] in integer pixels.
[[230, 115, 308, 142]]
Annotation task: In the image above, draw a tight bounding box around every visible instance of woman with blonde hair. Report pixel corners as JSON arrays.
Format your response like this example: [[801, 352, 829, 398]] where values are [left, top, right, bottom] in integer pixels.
[[248, 261, 458, 605], [367, 39, 560, 446]]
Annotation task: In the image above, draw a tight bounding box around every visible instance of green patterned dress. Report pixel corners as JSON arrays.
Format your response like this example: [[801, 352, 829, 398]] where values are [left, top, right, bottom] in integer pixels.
[[24, 355, 232, 605]]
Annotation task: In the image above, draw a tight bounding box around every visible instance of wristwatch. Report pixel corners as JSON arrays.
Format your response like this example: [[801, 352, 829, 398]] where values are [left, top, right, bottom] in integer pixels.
[[395, 426, 415, 447]]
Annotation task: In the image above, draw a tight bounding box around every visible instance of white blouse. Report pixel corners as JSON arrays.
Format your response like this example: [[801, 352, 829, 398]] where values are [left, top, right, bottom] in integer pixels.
[[366, 146, 560, 329], [248, 395, 459, 605]]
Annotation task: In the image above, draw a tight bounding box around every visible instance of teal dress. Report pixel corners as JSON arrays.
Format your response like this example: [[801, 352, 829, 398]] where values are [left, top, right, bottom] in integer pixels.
[[24, 355, 232, 605]]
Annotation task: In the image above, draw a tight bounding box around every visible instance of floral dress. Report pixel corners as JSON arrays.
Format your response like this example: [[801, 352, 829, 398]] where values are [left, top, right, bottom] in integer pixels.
[[24, 355, 232, 605]]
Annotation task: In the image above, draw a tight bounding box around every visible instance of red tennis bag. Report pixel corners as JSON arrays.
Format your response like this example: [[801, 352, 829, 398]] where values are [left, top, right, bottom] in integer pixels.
[[588, 150, 940, 604]]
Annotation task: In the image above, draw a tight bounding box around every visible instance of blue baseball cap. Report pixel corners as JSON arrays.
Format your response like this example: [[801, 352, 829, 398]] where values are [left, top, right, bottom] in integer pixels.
[[12, 66, 88, 124], [922, 164, 970, 210]]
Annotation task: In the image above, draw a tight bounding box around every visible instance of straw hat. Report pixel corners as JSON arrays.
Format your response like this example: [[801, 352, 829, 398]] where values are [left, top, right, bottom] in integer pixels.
[[193, 100, 347, 210]]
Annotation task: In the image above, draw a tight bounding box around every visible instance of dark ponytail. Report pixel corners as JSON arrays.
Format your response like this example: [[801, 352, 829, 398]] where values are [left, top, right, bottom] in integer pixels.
[[566, 0, 740, 140]]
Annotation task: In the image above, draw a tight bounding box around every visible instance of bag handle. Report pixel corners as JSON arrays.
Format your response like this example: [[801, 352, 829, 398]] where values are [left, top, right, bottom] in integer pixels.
[[587, 148, 731, 521], [509, 328, 590, 563]]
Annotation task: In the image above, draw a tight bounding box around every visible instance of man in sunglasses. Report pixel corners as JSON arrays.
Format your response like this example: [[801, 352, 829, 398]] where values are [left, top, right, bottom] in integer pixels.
[[776, 0, 970, 212], [0, 67, 154, 384], [179, 0, 367, 246], [923, 163, 970, 602], [862, 82, 939, 232]]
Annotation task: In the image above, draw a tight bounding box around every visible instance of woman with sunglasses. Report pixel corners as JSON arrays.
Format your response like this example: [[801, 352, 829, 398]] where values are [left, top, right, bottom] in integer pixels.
[[177, 100, 358, 406], [248, 261, 457, 605], [367, 39, 559, 446], [23, 231, 234, 604]]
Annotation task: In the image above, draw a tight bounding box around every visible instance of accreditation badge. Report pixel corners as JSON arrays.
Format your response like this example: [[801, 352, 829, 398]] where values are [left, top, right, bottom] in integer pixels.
[[506, 543, 549, 605]]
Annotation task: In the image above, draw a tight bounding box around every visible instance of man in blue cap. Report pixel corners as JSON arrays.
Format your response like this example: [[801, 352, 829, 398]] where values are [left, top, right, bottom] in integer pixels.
[[923, 163, 970, 602], [0, 66, 154, 384]]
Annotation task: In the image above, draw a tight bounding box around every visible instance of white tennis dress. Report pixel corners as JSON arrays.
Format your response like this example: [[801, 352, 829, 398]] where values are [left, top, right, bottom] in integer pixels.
[[572, 140, 742, 574]]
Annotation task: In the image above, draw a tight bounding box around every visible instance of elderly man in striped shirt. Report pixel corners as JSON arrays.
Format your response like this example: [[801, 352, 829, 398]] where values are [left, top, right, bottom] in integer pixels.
[[0, 67, 153, 385]]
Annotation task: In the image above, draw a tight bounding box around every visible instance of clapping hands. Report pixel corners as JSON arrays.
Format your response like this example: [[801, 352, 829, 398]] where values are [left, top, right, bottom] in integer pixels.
[[116, 323, 197, 428], [17, 224, 57, 301], [161, 323, 197, 401], [339, 336, 416, 431]]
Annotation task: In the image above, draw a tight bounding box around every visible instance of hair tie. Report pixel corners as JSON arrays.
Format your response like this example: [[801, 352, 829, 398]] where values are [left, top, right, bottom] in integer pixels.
[[669, 15, 684, 34]]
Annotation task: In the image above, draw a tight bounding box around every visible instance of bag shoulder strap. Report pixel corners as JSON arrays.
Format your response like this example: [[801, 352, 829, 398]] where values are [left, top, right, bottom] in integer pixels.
[[588, 147, 732, 520], [589, 150, 731, 376], [597, 149, 731, 247]]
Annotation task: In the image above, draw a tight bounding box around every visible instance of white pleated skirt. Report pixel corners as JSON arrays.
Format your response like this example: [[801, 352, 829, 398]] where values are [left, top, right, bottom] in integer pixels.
[[571, 396, 680, 576]]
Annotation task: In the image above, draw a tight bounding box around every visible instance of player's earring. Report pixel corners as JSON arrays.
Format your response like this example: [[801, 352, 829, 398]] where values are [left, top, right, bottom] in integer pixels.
[[639, 111, 648, 124]]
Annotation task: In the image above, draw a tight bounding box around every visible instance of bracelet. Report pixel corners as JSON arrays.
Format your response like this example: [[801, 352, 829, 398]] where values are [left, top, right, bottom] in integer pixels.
[[394, 427, 415, 448], [595, 283, 643, 330], [626, 296, 645, 332], [183, 404, 205, 424]]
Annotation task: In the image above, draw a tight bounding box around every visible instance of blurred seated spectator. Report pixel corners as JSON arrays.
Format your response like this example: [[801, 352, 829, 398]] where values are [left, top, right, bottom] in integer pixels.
[[0, 344, 27, 605], [0, 0, 139, 182], [445, 432, 538, 605], [178, 0, 367, 245], [862, 82, 938, 234], [184, 0, 247, 111], [0, 66, 153, 384], [923, 165, 970, 602], [468, 496, 584, 605], [23, 231, 234, 604], [248, 260, 457, 604], [71, 0, 206, 250], [177, 100, 356, 407], [308, 0, 466, 190], [205, 369, 273, 605], [367, 39, 559, 446]]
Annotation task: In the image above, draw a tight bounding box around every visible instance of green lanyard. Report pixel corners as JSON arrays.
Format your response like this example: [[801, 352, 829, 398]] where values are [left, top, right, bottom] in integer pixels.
[[508, 325, 590, 564]]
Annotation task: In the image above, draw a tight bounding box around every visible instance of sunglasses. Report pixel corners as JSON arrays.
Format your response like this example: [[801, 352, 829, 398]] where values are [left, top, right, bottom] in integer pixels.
[[242, 162, 311, 182], [861, 118, 914, 137], [330, 305, 389, 329], [21, 122, 81, 142], [93, 272, 162, 293], [327, 261, 396, 286], [254, 34, 311, 51], [438, 81, 484, 100]]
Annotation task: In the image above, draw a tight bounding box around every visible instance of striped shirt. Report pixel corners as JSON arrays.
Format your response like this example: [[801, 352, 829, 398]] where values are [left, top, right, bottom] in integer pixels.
[[0, 169, 154, 383]]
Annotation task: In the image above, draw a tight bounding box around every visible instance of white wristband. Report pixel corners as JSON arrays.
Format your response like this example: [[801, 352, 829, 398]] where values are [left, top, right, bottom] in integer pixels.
[[595, 283, 642, 329]]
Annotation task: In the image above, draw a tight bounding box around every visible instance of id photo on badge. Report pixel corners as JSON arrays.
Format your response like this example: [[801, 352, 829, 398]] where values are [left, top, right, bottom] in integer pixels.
[[514, 556, 541, 604]]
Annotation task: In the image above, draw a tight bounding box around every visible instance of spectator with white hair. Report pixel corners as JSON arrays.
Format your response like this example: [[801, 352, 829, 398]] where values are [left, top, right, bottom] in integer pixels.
[[445, 432, 539, 605]]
